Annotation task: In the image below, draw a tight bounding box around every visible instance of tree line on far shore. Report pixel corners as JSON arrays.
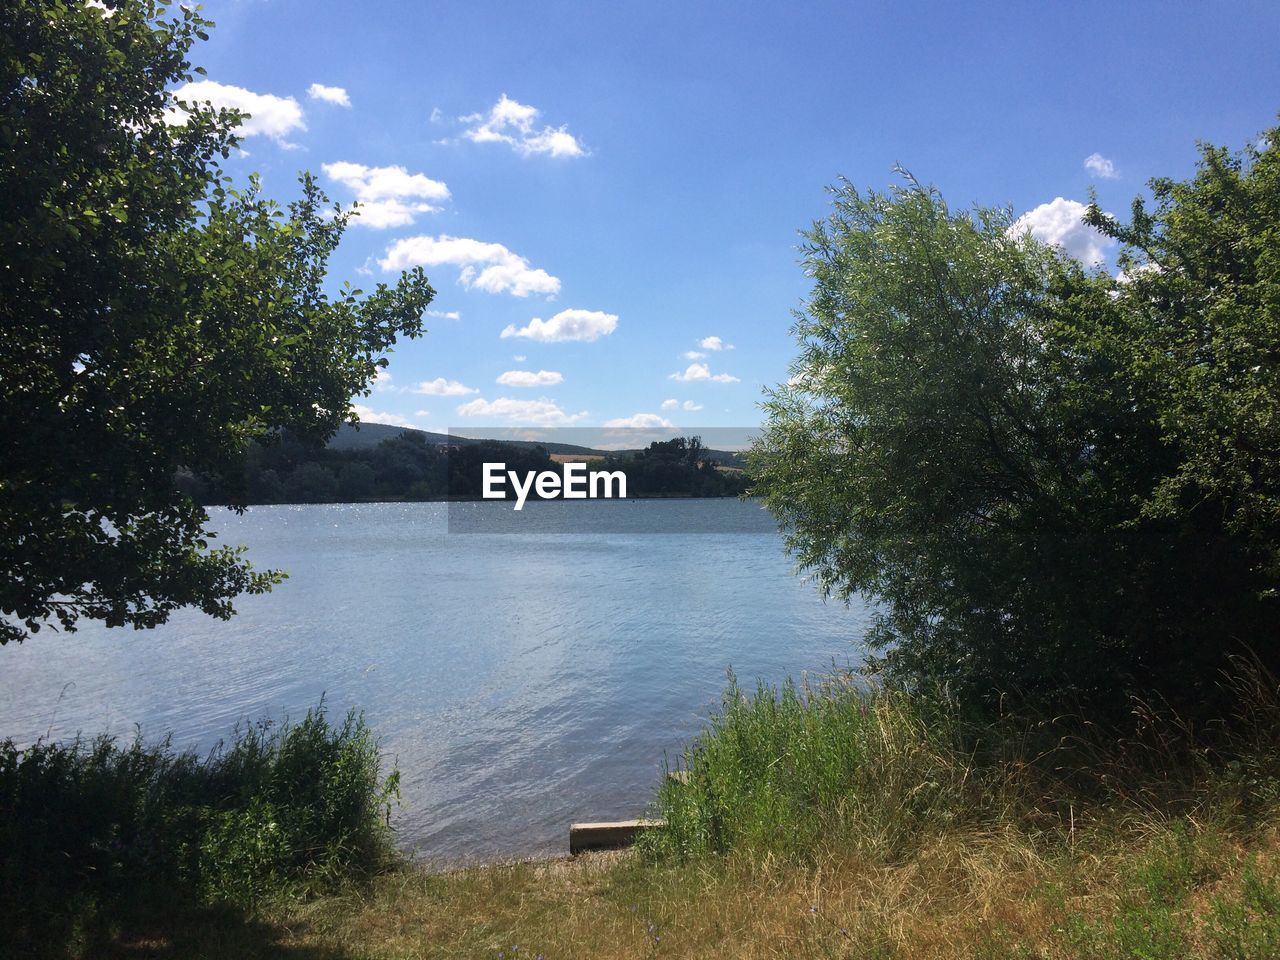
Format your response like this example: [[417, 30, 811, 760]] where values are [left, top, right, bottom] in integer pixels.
[[177, 432, 749, 505]]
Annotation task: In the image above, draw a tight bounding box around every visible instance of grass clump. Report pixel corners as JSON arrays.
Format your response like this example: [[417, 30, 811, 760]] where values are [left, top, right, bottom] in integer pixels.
[[0, 702, 398, 957], [647, 672, 989, 861], [648, 663, 1280, 867]]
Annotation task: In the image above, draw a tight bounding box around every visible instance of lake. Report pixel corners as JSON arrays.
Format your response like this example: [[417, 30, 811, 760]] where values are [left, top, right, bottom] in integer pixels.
[[0, 499, 870, 863]]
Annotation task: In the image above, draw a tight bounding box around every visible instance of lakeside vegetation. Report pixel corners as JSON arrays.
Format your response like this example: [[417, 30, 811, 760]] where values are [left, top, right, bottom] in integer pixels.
[[9, 671, 1280, 958], [1, 704, 399, 957]]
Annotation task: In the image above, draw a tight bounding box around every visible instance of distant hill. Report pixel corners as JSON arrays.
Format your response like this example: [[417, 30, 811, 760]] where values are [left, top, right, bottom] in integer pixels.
[[330, 422, 746, 466], [329, 422, 605, 457], [329, 422, 451, 450]]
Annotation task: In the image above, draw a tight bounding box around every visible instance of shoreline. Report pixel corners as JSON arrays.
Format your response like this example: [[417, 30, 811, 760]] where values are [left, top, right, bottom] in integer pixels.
[[207, 493, 762, 507]]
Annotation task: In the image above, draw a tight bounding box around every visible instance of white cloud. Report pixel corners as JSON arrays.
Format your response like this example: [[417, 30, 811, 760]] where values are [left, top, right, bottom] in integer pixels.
[[501, 308, 617, 342], [700, 336, 734, 351], [323, 162, 449, 203], [683, 350, 707, 360], [322, 162, 449, 229], [412, 377, 478, 397], [427, 309, 461, 320], [455, 396, 587, 426], [669, 362, 739, 383], [351, 404, 417, 429], [307, 83, 351, 108], [513, 354, 527, 362], [349, 200, 438, 229], [380, 235, 560, 297], [497, 369, 564, 387], [169, 80, 305, 145], [604, 413, 674, 429], [660, 398, 705, 412], [460, 94, 586, 158], [1083, 152, 1118, 179], [1010, 198, 1115, 266], [520, 127, 586, 158], [371, 368, 394, 391], [430, 107, 445, 125], [1115, 261, 1163, 284]]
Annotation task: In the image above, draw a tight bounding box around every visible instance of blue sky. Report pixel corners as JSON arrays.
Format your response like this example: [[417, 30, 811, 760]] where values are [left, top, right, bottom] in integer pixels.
[[177, 0, 1280, 433]]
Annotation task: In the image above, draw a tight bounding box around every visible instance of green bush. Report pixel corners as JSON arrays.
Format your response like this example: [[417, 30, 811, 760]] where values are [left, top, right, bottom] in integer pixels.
[[749, 124, 1280, 719], [0, 703, 399, 951]]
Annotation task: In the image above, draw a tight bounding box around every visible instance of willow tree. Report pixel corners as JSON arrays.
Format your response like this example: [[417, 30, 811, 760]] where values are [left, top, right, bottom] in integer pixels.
[[0, 1, 434, 643], [751, 135, 1280, 715]]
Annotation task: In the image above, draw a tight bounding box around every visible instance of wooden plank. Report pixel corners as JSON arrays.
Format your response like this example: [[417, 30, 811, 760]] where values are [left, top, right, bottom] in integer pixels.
[[569, 819, 665, 854]]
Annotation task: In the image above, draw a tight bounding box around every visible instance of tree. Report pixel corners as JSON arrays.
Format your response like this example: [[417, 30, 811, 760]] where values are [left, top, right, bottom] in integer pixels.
[[336, 462, 376, 502], [284, 463, 338, 504], [0, 1, 435, 643], [1084, 131, 1280, 585], [750, 141, 1280, 716], [248, 469, 286, 506]]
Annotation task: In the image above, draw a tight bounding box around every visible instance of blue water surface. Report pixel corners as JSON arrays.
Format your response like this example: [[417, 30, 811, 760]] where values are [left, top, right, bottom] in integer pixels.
[[0, 500, 869, 862]]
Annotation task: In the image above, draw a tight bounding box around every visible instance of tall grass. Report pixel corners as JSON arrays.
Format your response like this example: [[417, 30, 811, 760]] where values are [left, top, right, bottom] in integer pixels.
[[0, 702, 399, 955], [648, 673, 998, 861], [647, 661, 1280, 865]]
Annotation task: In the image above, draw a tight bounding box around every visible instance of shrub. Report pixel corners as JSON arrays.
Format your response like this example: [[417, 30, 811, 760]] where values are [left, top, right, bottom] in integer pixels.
[[0, 703, 399, 952], [749, 125, 1280, 718]]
